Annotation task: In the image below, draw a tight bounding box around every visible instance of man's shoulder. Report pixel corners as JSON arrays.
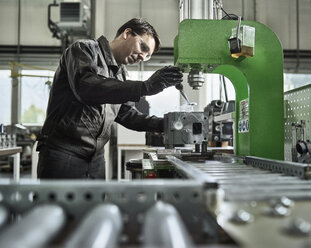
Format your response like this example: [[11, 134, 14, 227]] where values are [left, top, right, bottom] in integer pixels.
[[74, 38, 98, 47]]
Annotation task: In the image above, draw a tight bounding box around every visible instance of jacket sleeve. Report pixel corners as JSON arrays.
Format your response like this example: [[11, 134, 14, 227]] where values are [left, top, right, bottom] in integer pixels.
[[63, 41, 143, 105], [115, 103, 164, 132]]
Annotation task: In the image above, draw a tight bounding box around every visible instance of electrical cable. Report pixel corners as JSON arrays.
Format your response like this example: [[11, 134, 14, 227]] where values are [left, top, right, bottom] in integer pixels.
[[220, 5, 239, 20]]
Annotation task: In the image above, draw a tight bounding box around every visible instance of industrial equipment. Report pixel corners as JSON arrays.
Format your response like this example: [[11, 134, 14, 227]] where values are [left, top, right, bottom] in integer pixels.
[[1, 1, 309, 248], [48, 0, 91, 50], [284, 83, 311, 163], [174, 19, 284, 160]]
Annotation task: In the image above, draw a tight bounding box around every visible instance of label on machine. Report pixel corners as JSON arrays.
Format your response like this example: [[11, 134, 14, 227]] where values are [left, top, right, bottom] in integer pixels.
[[238, 99, 249, 133]]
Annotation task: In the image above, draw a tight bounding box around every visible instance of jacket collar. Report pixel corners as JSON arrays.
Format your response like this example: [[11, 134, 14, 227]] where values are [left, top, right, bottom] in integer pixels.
[[97, 35, 122, 75]]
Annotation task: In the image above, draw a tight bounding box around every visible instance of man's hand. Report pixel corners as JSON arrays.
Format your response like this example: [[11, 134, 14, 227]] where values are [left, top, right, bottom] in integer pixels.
[[141, 66, 183, 96]]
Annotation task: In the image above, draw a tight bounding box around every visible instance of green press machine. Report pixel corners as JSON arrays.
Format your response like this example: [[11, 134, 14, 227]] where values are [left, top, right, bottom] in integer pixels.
[[174, 19, 284, 160]]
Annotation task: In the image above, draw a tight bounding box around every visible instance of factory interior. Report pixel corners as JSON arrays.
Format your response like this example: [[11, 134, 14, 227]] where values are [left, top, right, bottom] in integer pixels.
[[0, 0, 311, 247]]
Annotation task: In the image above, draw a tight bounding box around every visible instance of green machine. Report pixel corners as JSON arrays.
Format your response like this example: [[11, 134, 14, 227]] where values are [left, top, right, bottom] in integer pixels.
[[174, 20, 284, 160]]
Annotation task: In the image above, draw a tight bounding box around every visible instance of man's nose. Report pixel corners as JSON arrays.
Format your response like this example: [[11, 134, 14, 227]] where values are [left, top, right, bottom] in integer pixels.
[[138, 53, 146, 62]]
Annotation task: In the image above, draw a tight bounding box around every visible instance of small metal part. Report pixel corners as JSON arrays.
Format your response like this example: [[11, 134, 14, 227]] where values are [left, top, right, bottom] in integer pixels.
[[263, 203, 290, 217], [188, 70, 204, 89], [230, 209, 254, 224], [195, 144, 201, 153], [143, 201, 194, 248], [65, 204, 122, 248], [283, 218, 311, 236], [269, 196, 295, 209], [201, 141, 208, 154], [280, 196, 295, 208]]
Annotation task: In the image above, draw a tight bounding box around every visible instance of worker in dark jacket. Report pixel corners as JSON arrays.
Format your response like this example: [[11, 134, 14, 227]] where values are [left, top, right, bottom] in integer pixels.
[[37, 18, 183, 179]]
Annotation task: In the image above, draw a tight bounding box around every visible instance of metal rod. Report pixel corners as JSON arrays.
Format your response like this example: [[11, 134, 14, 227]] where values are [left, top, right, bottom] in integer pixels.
[[179, 89, 191, 105], [143, 201, 194, 248], [167, 155, 217, 186], [208, 0, 213, 19], [17, 0, 21, 63], [296, 0, 300, 72], [0, 205, 9, 228], [65, 204, 122, 248], [0, 204, 65, 248]]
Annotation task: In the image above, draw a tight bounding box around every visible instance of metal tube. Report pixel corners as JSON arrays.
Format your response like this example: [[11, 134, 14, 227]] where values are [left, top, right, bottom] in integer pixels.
[[208, 0, 214, 19], [0, 204, 65, 248], [143, 201, 194, 248], [65, 204, 122, 248], [0, 205, 9, 228]]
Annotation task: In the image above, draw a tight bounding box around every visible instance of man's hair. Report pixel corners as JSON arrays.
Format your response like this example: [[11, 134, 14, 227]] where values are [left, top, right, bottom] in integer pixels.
[[116, 18, 161, 53]]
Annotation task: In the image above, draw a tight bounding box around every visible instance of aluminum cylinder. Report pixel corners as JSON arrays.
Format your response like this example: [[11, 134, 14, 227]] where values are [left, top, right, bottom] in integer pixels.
[[0, 205, 9, 228], [65, 204, 122, 248], [0, 204, 65, 248], [143, 201, 194, 248]]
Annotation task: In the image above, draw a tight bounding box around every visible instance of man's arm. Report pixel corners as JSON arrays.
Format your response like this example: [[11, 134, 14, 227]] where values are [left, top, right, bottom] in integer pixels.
[[115, 103, 164, 133], [64, 41, 142, 105]]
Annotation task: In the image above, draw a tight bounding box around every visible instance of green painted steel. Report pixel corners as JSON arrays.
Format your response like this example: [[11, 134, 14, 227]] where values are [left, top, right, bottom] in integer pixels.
[[174, 20, 284, 159]]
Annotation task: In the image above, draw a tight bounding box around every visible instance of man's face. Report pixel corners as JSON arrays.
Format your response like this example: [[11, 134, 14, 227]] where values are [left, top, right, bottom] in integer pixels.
[[120, 29, 156, 65]]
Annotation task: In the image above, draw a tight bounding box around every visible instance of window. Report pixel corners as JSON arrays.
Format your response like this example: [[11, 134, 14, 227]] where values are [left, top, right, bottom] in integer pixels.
[[0, 70, 12, 125], [21, 70, 54, 125], [127, 70, 180, 117], [284, 73, 311, 91]]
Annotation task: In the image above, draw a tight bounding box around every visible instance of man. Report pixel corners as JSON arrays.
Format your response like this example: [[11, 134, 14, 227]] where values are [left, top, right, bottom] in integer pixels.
[[37, 18, 183, 179]]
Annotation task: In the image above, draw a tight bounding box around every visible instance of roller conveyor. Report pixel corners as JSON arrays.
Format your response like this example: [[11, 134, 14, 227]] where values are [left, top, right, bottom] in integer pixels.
[[0, 153, 310, 248]]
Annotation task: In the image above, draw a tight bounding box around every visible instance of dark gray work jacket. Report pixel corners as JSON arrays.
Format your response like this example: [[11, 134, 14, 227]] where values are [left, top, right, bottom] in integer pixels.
[[38, 36, 163, 159]]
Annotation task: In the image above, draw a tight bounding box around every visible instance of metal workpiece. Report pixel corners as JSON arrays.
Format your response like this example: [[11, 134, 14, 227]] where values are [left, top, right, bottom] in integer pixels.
[[65, 204, 122, 248], [244, 156, 311, 179], [0, 205, 9, 228], [143, 201, 194, 248], [163, 111, 209, 148], [0, 204, 65, 248]]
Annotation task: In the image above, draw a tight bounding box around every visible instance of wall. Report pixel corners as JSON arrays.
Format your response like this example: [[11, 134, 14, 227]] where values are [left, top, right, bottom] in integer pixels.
[[222, 0, 311, 50], [0, 0, 310, 50]]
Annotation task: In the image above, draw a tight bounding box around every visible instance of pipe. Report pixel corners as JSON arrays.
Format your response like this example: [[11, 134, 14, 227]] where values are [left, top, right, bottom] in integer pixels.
[[65, 204, 122, 248], [296, 0, 300, 72], [17, 0, 21, 62], [143, 201, 194, 248], [0, 205, 9, 228], [0, 204, 65, 248], [253, 0, 256, 21]]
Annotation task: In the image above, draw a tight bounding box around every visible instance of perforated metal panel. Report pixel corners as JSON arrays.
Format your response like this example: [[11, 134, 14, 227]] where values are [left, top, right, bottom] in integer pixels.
[[284, 84, 311, 161]]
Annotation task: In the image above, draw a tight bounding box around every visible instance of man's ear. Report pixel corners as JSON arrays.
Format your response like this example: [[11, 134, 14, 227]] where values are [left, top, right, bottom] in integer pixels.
[[122, 28, 132, 40]]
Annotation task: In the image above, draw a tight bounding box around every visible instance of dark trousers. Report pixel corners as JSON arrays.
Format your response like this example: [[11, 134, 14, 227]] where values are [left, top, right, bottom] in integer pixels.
[[37, 146, 106, 179]]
